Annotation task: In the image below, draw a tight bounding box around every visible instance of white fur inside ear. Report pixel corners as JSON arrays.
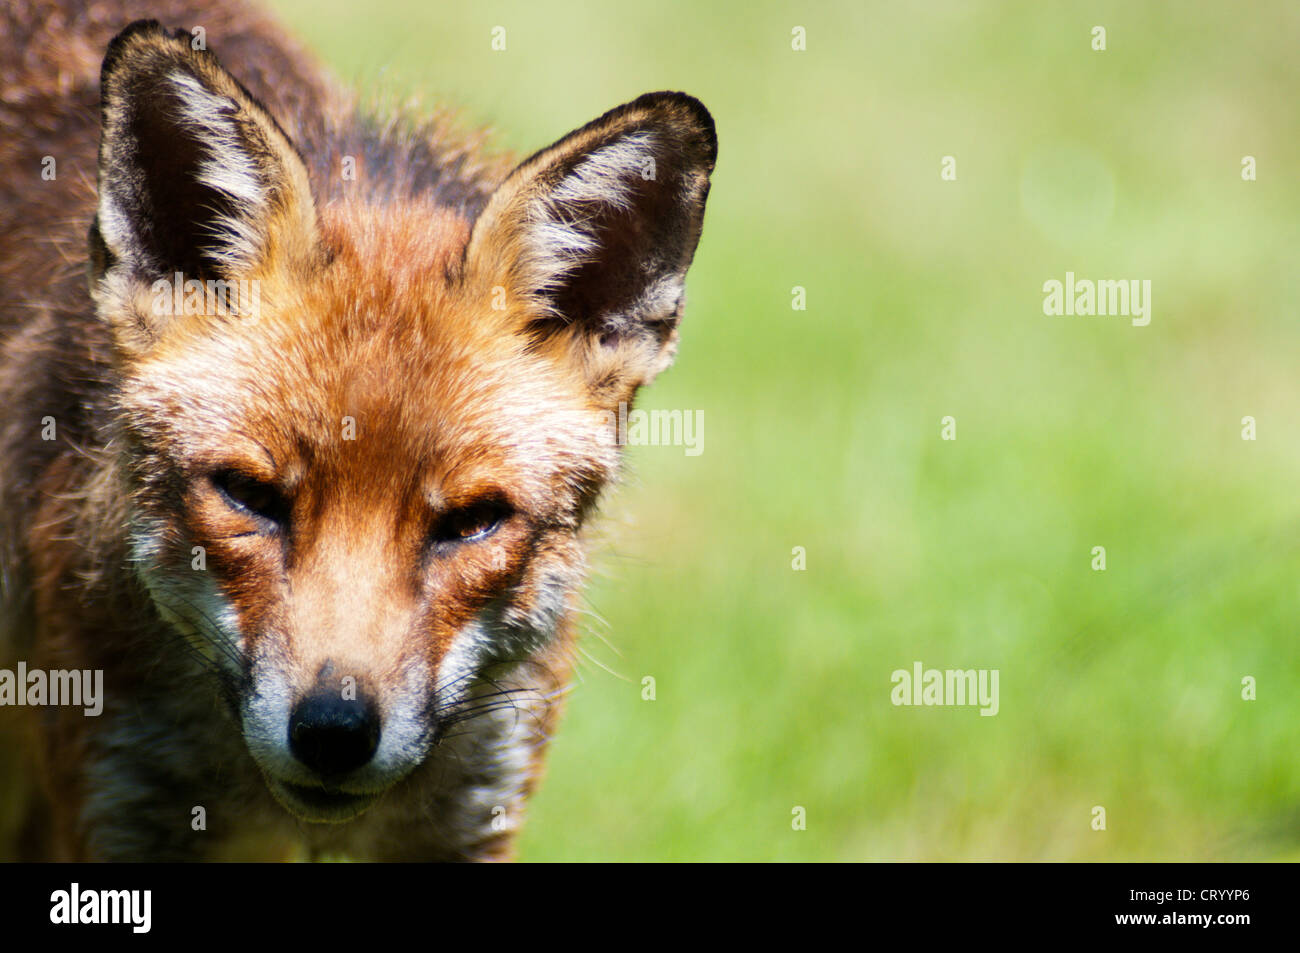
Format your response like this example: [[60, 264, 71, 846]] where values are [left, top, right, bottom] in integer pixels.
[[518, 132, 657, 307], [166, 70, 267, 269]]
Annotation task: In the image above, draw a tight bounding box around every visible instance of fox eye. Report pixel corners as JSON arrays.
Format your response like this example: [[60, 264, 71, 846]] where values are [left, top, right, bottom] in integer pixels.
[[432, 501, 510, 547], [212, 470, 289, 527]]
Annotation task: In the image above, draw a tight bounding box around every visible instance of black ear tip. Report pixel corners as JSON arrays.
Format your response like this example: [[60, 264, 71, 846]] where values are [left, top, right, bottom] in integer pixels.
[[101, 19, 164, 66], [110, 17, 165, 41], [100, 19, 201, 84], [631, 91, 717, 165]]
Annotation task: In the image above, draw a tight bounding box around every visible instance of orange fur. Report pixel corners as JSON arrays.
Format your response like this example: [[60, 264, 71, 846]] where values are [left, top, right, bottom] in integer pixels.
[[0, 0, 714, 860]]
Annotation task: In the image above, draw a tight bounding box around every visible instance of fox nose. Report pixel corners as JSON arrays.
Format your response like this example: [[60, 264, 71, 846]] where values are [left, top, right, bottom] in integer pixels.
[[288, 690, 380, 778]]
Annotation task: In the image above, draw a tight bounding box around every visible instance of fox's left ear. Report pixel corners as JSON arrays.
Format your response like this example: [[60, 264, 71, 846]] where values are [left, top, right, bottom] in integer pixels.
[[465, 92, 716, 395]]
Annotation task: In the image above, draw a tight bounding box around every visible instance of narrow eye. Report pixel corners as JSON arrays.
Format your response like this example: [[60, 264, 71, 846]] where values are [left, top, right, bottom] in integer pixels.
[[432, 501, 510, 547], [212, 470, 289, 527]]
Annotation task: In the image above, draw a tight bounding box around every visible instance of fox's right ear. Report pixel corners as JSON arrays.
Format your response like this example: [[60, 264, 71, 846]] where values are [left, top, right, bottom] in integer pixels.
[[90, 20, 318, 327]]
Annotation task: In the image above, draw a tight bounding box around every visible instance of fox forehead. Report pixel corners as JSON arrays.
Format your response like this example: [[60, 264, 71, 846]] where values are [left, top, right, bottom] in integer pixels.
[[117, 202, 618, 514]]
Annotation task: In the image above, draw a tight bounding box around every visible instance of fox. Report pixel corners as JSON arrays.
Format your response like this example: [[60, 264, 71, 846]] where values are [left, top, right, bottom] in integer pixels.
[[0, 0, 715, 860]]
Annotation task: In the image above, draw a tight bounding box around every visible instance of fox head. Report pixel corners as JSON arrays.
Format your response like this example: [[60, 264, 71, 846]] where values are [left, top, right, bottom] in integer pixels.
[[88, 21, 714, 822]]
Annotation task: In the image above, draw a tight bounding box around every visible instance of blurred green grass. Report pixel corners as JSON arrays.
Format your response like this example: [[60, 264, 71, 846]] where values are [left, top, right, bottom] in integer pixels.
[[269, 0, 1300, 860]]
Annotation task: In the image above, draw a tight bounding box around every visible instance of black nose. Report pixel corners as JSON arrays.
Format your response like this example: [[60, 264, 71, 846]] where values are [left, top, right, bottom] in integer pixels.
[[288, 691, 380, 779]]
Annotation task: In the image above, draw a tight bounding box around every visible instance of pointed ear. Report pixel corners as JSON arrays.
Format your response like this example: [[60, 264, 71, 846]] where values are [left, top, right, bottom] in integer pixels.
[[465, 91, 716, 394], [91, 20, 318, 290]]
